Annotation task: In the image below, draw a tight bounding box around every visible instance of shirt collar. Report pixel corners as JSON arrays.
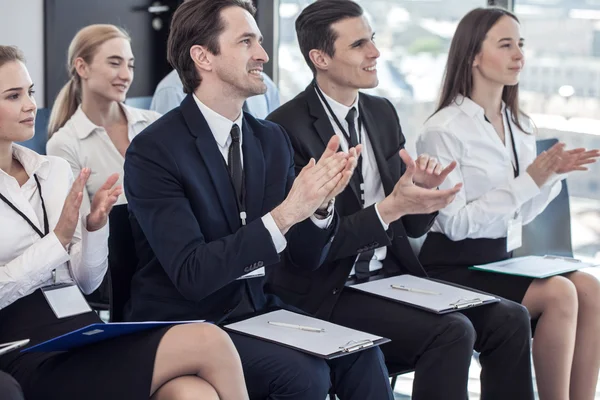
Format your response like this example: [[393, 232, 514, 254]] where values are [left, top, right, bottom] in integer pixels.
[[193, 94, 244, 148], [1, 144, 51, 181], [72, 103, 151, 140], [454, 94, 507, 119], [316, 85, 360, 123]]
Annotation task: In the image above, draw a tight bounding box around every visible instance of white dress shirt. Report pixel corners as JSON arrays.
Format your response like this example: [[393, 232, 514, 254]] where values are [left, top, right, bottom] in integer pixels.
[[193, 95, 333, 254], [417, 95, 562, 241], [46, 104, 161, 212], [315, 87, 388, 275], [0, 145, 109, 310]]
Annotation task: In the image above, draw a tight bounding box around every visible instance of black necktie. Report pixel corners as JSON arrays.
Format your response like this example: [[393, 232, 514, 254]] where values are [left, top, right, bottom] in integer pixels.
[[228, 124, 243, 206], [345, 108, 373, 280]]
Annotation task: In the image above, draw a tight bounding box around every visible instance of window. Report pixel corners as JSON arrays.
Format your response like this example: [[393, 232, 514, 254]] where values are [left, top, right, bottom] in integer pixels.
[[516, 0, 600, 262], [277, 0, 485, 155]]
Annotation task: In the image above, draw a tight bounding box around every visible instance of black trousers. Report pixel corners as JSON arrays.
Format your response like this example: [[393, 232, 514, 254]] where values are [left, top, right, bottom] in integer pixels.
[[229, 331, 394, 400], [0, 371, 24, 400], [330, 287, 534, 400]]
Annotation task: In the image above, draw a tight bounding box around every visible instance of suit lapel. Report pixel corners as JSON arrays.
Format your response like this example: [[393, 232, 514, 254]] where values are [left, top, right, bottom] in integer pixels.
[[241, 117, 265, 222], [181, 94, 239, 232], [359, 98, 396, 196], [306, 84, 362, 203]]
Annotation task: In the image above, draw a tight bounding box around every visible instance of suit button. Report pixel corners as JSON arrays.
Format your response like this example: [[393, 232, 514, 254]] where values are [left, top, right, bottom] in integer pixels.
[[373, 242, 379, 247], [332, 288, 340, 295]]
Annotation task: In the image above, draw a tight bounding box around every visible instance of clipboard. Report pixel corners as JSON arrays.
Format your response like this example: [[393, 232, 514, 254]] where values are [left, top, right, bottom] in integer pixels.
[[0, 339, 30, 356], [223, 310, 390, 360], [349, 275, 499, 314], [23, 320, 204, 352], [470, 255, 595, 278]]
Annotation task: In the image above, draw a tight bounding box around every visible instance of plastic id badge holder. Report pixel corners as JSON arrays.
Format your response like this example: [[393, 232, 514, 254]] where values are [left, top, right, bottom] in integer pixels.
[[41, 283, 92, 319], [506, 214, 523, 252]]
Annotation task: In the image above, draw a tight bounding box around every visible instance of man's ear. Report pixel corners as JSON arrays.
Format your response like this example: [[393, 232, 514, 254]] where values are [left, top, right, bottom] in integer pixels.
[[190, 45, 213, 73], [309, 49, 330, 72]]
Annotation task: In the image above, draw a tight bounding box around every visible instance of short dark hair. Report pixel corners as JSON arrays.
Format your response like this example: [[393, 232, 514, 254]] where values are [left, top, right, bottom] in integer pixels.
[[296, 0, 363, 74], [167, 0, 256, 94]]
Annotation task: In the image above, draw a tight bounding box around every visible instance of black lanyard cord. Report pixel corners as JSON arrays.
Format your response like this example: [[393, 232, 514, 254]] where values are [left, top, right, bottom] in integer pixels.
[[504, 108, 520, 178], [313, 82, 366, 206], [0, 174, 49, 239]]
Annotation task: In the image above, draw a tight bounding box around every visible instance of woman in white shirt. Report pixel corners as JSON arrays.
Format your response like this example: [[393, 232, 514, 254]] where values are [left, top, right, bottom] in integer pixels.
[[417, 8, 600, 400], [46, 24, 161, 212], [0, 45, 249, 400]]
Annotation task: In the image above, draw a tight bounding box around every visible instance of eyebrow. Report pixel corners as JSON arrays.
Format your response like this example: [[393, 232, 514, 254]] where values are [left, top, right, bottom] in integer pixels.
[[237, 32, 263, 42], [107, 55, 135, 62], [349, 32, 376, 48], [2, 83, 34, 94], [498, 37, 524, 43]]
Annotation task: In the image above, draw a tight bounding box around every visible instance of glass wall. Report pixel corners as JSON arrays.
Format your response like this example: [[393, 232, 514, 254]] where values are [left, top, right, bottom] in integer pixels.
[[277, 0, 485, 154], [516, 0, 600, 261]]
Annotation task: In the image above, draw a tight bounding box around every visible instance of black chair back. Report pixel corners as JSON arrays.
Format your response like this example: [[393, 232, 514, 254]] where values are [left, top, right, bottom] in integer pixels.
[[108, 204, 139, 322], [513, 138, 574, 258]]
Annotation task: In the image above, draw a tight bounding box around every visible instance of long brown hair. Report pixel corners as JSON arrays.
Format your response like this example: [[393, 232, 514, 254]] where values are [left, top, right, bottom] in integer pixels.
[[48, 24, 130, 137], [434, 8, 529, 132]]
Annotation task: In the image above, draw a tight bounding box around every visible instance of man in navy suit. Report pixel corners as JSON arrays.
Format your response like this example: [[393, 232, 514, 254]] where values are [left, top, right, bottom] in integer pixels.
[[123, 0, 394, 399]]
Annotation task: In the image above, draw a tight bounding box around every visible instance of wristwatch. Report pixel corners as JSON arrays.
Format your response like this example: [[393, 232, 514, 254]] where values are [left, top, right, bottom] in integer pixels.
[[314, 198, 334, 218]]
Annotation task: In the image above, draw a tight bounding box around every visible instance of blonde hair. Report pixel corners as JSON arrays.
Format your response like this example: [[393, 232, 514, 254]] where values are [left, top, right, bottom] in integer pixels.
[[48, 24, 130, 137]]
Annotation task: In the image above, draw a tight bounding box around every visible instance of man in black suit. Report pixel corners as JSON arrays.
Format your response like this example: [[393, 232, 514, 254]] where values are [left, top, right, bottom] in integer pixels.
[[124, 0, 394, 399], [267, 1, 534, 399]]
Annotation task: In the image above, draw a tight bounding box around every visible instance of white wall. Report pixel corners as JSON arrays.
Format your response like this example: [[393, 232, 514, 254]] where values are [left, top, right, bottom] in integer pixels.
[[0, 0, 45, 107]]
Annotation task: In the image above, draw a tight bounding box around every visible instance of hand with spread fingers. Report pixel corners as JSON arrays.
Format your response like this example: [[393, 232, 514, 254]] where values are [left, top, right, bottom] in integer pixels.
[[377, 149, 462, 225], [413, 153, 458, 190], [555, 147, 600, 174], [54, 169, 122, 249], [319, 140, 362, 210], [526, 142, 565, 187], [86, 172, 123, 232]]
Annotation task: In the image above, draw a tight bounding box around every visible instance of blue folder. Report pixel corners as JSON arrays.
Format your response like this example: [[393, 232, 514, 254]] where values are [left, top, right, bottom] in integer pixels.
[[23, 320, 204, 352]]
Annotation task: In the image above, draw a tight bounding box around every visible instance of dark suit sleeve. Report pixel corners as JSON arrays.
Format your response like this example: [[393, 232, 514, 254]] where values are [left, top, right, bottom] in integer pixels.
[[124, 134, 281, 303], [383, 98, 438, 238], [280, 125, 337, 269]]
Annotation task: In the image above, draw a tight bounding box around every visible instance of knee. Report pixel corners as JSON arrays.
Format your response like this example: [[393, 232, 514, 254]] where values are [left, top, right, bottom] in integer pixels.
[[571, 272, 600, 315], [441, 314, 477, 350], [541, 276, 578, 316], [502, 301, 532, 335], [275, 354, 331, 396], [185, 323, 237, 354]]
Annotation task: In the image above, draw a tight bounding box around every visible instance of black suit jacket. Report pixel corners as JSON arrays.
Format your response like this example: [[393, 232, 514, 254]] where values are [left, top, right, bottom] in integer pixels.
[[266, 84, 435, 319], [123, 94, 336, 324]]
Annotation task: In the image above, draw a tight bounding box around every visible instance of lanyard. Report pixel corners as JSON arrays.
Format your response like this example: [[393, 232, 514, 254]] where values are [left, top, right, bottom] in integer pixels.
[[313, 83, 366, 206], [504, 108, 520, 178], [0, 174, 49, 238]]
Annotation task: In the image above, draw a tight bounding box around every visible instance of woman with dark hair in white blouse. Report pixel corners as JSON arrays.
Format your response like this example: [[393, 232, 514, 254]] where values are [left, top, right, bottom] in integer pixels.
[[417, 8, 600, 400], [0, 45, 249, 400]]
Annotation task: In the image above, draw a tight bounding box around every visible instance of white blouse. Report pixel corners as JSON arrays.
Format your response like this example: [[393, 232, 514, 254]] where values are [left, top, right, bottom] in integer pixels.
[[417, 95, 562, 241], [46, 104, 160, 212], [0, 145, 109, 310]]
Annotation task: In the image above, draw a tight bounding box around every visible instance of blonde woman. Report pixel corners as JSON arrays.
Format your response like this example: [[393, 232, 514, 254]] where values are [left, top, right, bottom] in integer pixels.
[[0, 45, 249, 400], [47, 24, 160, 212]]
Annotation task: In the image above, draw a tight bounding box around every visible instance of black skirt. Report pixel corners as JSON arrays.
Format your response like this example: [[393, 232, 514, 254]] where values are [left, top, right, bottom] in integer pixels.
[[419, 232, 534, 304], [0, 289, 171, 400]]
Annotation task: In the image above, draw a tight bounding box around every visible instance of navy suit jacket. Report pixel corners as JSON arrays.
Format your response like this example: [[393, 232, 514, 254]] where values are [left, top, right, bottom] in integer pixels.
[[123, 94, 336, 324]]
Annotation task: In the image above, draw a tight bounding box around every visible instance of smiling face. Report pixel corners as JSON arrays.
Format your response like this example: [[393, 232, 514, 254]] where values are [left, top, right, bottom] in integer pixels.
[[318, 15, 380, 91], [473, 15, 525, 87], [0, 60, 36, 144], [206, 5, 268, 99], [77, 37, 135, 103]]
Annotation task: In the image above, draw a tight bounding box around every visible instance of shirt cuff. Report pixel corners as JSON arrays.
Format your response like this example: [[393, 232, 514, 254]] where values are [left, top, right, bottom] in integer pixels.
[[515, 173, 542, 205], [262, 213, 287, 253], [374, 203, 390, 231], [310, 199, 335, 229], [80, 216, 110, 267]]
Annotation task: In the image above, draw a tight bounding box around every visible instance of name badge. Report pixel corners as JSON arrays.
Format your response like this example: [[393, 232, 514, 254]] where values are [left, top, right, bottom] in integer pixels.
[[41, 283, 92, 319], [506, 215, 523, 252], [237, 267, 265, 280]]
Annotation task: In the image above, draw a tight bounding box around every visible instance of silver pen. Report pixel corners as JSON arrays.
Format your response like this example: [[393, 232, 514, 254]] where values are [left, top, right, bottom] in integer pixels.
[[268, 321, 325, 333], [390, 284, 441, 295]]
